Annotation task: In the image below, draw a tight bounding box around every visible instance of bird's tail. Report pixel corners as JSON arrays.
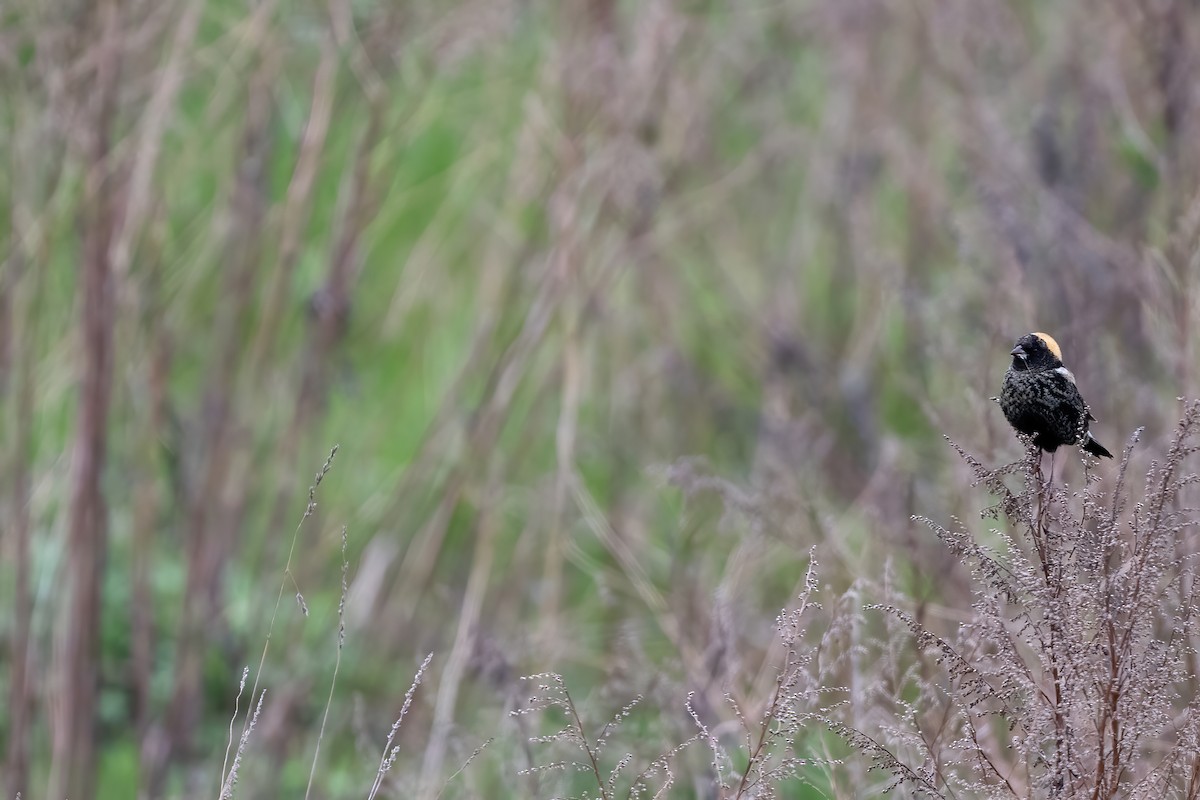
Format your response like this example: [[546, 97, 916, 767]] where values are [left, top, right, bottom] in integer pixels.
[[1083, 433, 1114, 459]]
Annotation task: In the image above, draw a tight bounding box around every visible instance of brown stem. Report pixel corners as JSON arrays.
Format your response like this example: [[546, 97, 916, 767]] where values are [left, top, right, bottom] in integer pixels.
[[162, 50, 275, 780], [49, 4, 122, 797], [132, 279, 171, 772], [4, 264, 36, 798], [564, 686, 609, 800]]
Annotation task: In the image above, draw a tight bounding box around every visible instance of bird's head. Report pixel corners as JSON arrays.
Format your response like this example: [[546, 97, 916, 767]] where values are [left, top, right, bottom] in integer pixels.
[[1009, 332, 1063, 372]]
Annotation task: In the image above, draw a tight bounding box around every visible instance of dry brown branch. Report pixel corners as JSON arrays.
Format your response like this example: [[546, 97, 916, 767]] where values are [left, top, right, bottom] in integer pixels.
[[49, 4, 123, 797], [3, 249, 37, 799], [163, 45, 278, 777]]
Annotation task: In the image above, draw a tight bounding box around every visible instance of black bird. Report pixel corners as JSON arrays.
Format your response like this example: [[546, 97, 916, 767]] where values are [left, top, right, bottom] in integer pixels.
[[1000, 332, 1113, 459]]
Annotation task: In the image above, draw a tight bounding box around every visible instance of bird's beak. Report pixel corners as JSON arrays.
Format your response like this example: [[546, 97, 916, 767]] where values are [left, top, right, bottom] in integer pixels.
[[1010, 345, 1027, 363]]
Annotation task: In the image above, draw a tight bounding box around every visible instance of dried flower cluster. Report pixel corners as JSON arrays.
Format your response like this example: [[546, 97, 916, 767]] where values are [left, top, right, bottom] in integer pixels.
[[862, 402, 1200, 798], [514, 557, 846, 799], [516, 403, 1200, 799]]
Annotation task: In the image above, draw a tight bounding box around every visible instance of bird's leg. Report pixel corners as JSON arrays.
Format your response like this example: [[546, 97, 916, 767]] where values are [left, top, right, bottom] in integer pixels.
[[1029, 450, 1046, 523], [1046, 449, 1056, 488]]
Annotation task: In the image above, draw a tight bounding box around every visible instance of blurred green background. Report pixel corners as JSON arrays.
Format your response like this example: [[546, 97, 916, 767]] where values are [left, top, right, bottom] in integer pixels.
[[2, 0, 1199, 797]]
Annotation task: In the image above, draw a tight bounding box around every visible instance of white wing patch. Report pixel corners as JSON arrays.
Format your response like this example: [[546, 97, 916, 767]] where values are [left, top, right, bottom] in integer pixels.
[[1054, 366, 1077, 385]]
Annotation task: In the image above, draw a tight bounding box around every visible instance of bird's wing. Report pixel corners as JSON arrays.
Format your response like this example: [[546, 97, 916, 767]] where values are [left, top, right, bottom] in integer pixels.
[[1051, 368, 1090, 417], [1053, 366, 1078, 386]]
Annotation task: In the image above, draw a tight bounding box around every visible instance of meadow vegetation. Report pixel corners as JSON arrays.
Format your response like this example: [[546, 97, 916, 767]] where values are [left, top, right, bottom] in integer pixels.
[[3, 0, 1200, 797]]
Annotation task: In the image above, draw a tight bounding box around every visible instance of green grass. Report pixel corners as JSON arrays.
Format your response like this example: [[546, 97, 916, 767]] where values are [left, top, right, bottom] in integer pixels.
[[3, 1, 1200, 797]]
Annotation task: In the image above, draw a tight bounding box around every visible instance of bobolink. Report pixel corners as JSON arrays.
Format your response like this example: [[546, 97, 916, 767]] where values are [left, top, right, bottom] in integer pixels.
[[1000, 332, 1113, 459]]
